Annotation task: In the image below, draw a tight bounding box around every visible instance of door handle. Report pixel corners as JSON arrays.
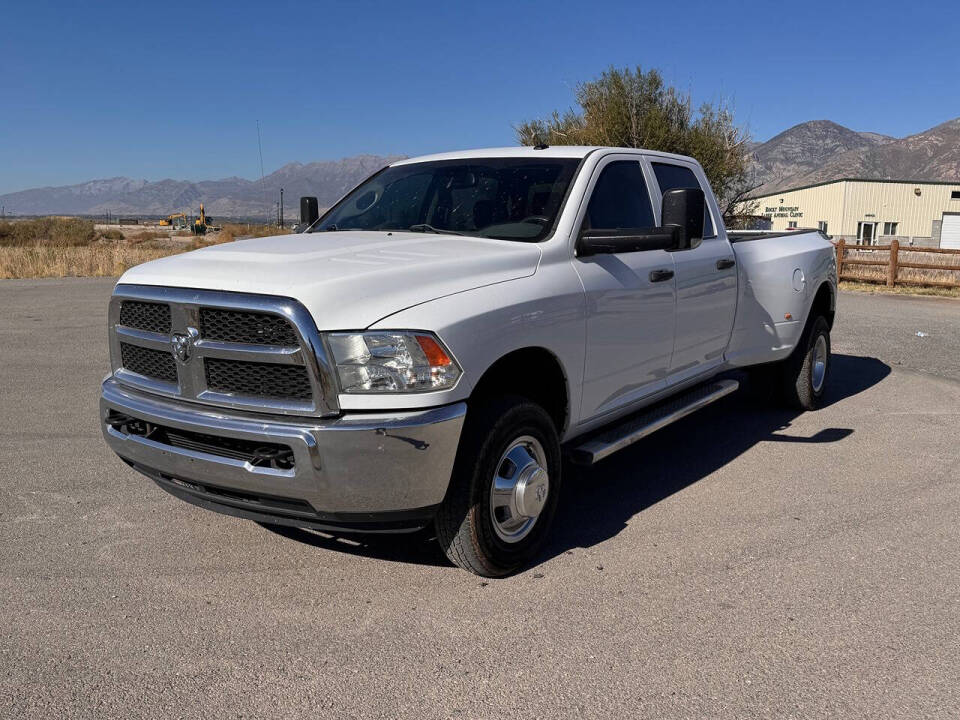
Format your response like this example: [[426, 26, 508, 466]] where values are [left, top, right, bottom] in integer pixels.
[[716, 258, 736, 270], [649, 269, 675, 283]]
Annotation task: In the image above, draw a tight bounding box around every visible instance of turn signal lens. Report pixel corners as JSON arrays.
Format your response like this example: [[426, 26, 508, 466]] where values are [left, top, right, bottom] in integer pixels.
[[415, 334, 453, 367]]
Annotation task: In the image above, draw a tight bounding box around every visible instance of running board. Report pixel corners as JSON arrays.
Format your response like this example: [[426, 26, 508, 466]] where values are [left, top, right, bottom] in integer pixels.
[[570, 379, 740, 465]]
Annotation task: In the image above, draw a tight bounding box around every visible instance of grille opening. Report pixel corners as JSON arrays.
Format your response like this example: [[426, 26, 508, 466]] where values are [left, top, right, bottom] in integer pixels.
[[154, 473, 315, 515], [120, 342, 177, 383], [107, 411, 295, 470], [199, 308, 299, 346], [179, 481, 312, 513], [119, 301, 171, 334], [205, 358, 312, 401]]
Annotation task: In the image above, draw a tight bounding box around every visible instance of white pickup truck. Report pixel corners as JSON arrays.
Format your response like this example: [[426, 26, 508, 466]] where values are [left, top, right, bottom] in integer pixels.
[[100, 146, 837, 576]]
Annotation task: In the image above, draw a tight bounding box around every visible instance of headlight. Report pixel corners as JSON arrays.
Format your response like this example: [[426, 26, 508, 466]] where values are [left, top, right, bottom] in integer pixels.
[[325, 331, 462, 394]]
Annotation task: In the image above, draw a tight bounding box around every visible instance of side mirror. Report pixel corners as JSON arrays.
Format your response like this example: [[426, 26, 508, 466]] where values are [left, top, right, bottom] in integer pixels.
[[578, 227, 679, 257], [300, 196, 319, 226], [661, 187, 705, 250]]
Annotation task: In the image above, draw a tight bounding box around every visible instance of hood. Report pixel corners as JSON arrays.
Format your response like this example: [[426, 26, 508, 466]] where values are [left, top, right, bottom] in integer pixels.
[[118, 231, 541, 329]]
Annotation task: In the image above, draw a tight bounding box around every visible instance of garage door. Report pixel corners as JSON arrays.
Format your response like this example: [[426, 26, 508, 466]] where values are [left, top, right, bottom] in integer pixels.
[[942, 214, 960, 250]]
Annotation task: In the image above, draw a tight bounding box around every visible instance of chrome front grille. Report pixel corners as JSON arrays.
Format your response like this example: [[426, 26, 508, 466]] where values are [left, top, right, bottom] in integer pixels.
[[109, 285, 339, 417]]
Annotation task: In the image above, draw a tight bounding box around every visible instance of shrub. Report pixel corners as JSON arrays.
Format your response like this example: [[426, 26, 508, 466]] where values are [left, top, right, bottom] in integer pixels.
[[127, 230, 167, 243], [0, 217, 98, 247], [516, 66, 756, 222], [215, 223, 291, 244]]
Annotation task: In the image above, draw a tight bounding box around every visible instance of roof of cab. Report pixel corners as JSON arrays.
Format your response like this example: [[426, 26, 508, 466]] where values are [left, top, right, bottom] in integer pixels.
[[392, 146, 699, 165]]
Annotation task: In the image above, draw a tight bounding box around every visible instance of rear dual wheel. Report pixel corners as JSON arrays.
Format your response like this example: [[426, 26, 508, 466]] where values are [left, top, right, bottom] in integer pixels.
[[435, 396, 561, 577], [780, 314, 831, 410]]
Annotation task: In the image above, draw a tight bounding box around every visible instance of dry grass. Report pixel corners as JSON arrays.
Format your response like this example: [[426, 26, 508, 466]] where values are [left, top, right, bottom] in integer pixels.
[[0, 244, 191, 279], [127, 230, 168, 243], [215, 223, 291, 244], [0, 216, 235, 279], [839, 281, 960, 299]]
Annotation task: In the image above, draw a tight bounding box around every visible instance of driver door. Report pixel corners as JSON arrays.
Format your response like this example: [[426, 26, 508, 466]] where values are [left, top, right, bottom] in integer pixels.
[[572, 157, 677, 423]]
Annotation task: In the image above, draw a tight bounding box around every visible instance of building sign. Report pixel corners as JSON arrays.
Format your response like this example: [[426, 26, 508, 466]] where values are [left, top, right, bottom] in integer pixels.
[[764, 205, 804, 219]]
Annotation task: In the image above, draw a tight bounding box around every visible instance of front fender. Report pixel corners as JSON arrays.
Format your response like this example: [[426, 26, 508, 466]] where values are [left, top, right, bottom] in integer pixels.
[[341, 262, 587, 434]]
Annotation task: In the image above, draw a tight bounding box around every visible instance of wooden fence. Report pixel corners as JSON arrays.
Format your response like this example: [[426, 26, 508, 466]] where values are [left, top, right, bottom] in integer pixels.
[[835, 239, 960, 289]]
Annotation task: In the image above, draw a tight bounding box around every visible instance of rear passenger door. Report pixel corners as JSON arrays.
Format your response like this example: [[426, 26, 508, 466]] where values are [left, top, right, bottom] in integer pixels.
[[572, 157, 677, 422], [648, 160, 738, 384]]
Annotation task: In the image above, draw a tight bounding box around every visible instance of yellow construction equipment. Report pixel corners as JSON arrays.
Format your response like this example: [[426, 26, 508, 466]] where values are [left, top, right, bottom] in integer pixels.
[[159, 212, 188, 230], [193, 204, 218, 235]]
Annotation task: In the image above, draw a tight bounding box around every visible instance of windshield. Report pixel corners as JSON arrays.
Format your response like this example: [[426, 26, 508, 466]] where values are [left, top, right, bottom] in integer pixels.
[[315, 157, 580, 241]]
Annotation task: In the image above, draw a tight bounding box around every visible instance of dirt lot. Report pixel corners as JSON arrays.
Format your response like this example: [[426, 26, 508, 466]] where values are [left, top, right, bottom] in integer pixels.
[[1, 280, 958, 718]]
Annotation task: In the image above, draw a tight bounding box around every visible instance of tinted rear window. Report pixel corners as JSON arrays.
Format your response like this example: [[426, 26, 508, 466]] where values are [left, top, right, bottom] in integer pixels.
[[652, 162, 716, 238]]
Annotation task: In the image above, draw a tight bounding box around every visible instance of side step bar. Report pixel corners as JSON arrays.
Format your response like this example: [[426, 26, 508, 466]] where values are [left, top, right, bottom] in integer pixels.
[[570, 379, 740, 465]]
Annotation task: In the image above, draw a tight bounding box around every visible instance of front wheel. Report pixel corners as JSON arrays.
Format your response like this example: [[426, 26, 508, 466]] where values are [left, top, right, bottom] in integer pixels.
[[781, 314, 831, 410], [435, 396, 561, 577]]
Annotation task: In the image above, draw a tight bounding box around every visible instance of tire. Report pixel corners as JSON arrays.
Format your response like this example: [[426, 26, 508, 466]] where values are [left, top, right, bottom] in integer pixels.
[[435, 395, 561, 577], [780, 314, 831, 410]]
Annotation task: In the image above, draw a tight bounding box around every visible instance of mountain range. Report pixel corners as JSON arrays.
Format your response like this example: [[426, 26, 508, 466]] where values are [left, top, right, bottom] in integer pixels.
[[749, 117, 960, 194], [2, 117, 959, 217], [0, 155, 404, 220]]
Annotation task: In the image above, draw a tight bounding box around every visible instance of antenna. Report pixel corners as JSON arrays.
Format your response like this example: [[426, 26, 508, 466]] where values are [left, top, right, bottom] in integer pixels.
[[256, 120, 267, 220]]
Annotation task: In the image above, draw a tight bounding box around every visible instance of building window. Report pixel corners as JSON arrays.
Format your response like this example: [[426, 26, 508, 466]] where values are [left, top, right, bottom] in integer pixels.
[[952, 190, 960, 200], [818, 221, 828, 234], [883, 222, 898, 236], [788, 221, 798, 229]]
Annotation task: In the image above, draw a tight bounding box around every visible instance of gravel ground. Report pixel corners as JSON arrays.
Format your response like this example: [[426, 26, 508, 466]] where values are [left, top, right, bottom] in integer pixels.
[[1, 279, 958, 719]]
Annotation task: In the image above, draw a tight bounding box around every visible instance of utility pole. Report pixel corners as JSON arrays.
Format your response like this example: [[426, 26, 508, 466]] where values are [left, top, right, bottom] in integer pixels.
[[280, 187, 284, 227]]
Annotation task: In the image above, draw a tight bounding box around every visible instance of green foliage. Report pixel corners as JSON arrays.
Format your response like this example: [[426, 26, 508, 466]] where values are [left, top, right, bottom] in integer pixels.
[[516, 66, 756, 220]]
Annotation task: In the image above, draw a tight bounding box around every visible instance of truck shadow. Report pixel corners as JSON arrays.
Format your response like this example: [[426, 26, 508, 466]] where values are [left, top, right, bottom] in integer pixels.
[[541, 352, 888, 563], [261, 353, 889, 572]]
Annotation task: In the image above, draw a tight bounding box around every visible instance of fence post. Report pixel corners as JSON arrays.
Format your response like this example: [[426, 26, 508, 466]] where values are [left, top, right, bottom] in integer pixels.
[[888, 239, 899, 287], [836, 238, 845, 279]]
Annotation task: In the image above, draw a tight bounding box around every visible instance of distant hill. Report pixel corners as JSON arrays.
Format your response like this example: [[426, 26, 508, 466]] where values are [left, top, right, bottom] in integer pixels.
[[5, 119, 960, 216], [0, 155, 404, 219], [750, 118, 960, 195]]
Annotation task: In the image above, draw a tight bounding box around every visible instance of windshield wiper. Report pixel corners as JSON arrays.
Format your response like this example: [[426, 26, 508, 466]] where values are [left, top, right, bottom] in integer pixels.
[[408, 224, 466, 236], [304, 223, 344, 233]]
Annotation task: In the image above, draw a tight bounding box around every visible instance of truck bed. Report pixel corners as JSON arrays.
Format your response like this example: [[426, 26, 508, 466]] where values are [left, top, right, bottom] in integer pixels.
[[725, 229, 836, 367], [727, 229, 829, 243]]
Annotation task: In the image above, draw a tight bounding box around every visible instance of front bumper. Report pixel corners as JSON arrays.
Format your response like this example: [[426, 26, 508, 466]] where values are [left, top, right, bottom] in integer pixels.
[[100, 378, 466, 532]]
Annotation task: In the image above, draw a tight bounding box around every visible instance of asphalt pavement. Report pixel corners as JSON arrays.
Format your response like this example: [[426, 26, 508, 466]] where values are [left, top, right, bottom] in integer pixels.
[[1, 279, 958, 718]]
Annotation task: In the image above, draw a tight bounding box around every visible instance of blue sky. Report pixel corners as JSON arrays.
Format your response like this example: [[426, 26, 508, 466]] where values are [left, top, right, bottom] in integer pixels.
[[1, 0, 958, 194]]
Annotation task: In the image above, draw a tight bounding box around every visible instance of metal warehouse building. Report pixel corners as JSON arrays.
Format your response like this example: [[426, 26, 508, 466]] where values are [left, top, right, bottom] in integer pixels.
[[747, 179, 960, 248]]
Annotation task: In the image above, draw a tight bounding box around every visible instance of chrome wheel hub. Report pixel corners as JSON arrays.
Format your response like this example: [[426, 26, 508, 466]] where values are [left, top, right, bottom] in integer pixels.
[[490, 436, 549, 544], [812, 334, 828, 393]]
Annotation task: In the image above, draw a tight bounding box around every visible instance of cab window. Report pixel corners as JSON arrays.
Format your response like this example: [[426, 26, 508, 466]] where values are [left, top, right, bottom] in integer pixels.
[[651, 162, 716, 238], [583, 161, 655, 231]]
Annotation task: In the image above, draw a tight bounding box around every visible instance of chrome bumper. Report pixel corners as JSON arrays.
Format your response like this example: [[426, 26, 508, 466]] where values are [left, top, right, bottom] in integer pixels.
[[100, 378, 466, 529]]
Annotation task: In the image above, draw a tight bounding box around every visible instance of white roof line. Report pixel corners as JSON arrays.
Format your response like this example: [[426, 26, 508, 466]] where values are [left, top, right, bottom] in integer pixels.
[[392, 146, 699, 166]]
